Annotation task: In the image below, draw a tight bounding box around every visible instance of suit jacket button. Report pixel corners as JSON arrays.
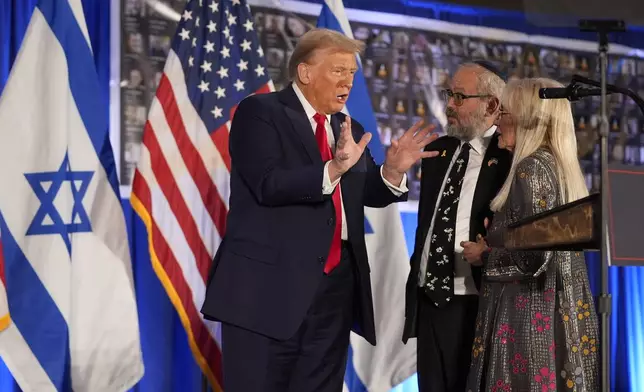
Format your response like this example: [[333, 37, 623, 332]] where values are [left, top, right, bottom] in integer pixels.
[[318, 256, 324, 263], [327, 217, 334, 226]]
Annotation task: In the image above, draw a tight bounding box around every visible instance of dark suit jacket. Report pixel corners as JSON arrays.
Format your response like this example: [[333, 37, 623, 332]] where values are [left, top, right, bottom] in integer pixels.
[[201, 85, 406, 346], [402, 133, 511, 342]]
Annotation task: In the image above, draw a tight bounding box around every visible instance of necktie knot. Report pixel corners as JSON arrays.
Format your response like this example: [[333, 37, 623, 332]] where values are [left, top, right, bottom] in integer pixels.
[[461, 142, 471, 153], [313, 113, 326, 126]]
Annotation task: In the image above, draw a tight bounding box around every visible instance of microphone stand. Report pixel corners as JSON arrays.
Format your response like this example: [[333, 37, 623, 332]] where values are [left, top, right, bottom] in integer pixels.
[[578, 19, 625, 392]]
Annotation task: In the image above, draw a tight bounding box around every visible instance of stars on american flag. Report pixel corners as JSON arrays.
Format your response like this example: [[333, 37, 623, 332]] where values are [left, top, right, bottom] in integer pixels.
[[198, 80, 210, 92], [214, 86, 226, 98], [236, 59, 247, 71], [216, 66, 229, 79], [211, 106, 223, 118], [243, 19, 253, 32], [172, 0, 270, 133], [200, 60, 212, 73]]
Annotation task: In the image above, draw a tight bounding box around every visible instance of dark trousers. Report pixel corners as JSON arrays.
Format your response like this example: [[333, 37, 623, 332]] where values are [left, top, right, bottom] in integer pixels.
[[221, 242, 355, 392], [417, 291, 479, 392]]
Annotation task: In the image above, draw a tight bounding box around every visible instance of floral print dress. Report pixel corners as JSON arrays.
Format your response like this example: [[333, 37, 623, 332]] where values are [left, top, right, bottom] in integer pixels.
[[466, 149, 599, 392]]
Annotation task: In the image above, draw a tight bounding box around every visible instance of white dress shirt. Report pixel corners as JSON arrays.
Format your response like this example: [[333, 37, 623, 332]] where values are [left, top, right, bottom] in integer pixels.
[[418, 126, 497, 295], [292, 83, 408, 240]]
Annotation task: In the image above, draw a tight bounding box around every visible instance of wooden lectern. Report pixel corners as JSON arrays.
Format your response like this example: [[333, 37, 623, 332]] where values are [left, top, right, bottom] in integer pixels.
[[497, 193, 601, 252], [493, 164, 644, 265]]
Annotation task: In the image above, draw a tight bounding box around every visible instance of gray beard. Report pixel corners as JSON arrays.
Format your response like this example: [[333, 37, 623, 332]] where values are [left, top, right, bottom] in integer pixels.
[[445, 123, 477, 141], [445, 110, 487, 141]]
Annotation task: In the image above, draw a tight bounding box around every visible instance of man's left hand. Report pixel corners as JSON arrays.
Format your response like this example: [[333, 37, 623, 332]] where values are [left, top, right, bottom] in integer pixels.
[[460, 234, 488, 266], [382, 120, 439, 184]]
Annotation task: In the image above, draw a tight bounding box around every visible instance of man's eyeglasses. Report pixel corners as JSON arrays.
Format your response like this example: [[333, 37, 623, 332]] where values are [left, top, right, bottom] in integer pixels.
[[441, 89, 491, 106]]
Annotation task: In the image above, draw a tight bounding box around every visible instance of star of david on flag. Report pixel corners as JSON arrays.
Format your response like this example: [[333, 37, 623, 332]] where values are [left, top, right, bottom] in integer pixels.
[[0, 0, 143, 390], [25, 153, 93, 254]]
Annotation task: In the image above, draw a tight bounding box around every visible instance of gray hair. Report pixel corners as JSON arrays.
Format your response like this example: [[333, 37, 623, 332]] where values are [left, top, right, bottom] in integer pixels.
[[477, 70, 505, 98], [460, 62, 506, 98]]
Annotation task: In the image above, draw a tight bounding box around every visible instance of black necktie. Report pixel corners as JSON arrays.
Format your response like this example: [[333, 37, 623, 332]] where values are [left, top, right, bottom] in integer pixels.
[[423, 143, 471, 307]]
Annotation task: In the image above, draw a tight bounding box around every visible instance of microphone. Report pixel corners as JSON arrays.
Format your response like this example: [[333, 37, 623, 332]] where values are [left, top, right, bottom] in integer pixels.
[[538, 84, 611, 101]]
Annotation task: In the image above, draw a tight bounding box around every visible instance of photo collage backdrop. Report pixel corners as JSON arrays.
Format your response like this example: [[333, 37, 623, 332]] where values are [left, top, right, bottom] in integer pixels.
[[120, 1, 644, 201]]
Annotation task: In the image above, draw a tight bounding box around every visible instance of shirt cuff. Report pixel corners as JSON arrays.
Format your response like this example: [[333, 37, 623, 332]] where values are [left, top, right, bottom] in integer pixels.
[[380, 165, 408, 196], [323, 161, 341, 195]]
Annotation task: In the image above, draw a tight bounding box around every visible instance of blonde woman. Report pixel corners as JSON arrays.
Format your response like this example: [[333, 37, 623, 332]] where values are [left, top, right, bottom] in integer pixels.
[[462, 78, 599, 391]]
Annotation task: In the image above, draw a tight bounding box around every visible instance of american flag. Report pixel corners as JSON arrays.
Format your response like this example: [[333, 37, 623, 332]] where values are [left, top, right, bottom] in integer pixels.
[[130, 0, 273, 389]]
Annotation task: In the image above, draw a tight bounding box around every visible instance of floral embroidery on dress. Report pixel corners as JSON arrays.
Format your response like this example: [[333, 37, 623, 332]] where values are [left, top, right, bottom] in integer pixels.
[[492, 379, 512, 392], [571, 335, 597, 356], [559, 300, 573, 322], [472, 336, 485, 359], [531, 312, 551, 333], [576, 299, 592, 320], [548, 340, 556, 359], [515, 295, 529, 309], [497, 323, 516, 344], [543, 288, 554, 302], [561, 362, 584, 389], [534, 367, 556, 392], [510, 353, 528, 374]]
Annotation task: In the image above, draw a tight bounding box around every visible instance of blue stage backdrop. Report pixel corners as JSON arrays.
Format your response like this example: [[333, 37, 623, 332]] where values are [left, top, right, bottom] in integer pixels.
[[1, 1, 644, 391]]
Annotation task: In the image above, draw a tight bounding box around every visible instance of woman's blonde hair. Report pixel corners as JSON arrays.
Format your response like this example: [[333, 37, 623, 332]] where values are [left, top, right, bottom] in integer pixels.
[[490, 78, 589, 211]]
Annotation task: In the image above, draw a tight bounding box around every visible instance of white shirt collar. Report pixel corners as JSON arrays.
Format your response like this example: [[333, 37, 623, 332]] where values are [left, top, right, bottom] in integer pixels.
[[292, 82, 331, 124], [464, 125, 496, 155]]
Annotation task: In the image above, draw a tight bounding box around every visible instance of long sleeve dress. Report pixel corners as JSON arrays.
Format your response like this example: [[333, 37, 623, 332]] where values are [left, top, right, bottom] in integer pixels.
[[466, 149, 599, 392]]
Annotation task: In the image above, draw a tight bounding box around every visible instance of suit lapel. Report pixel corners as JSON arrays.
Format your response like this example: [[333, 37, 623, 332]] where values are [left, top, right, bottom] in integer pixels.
[[470, 132, 504, 238], [434, 140, 460, 182], [278, 85, 322, 164], [417, 138, 459, 243]]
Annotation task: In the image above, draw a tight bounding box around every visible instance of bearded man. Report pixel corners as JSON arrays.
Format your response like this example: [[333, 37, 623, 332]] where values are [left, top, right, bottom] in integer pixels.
[[402, 61, 512, 392]]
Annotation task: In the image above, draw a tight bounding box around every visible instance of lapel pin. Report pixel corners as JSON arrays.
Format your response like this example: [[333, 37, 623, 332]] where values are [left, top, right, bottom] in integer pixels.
[[441, 150, 447, 157], [488, 158, 498, 166]]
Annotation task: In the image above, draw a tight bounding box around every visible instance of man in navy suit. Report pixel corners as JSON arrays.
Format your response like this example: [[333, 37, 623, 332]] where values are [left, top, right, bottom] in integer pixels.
[[201, 28, 438, 392]]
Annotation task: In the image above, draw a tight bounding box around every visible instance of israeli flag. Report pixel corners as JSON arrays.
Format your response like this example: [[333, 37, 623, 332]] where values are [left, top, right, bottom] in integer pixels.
[[317, 1, 418, 390], [0, 0, 144, 390]]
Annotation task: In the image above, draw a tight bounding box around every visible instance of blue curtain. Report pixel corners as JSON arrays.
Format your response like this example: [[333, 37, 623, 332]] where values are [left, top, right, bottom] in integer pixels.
[[1, 1, 643, 392]]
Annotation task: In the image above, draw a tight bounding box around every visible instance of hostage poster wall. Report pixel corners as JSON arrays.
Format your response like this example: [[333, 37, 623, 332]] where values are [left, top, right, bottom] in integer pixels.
[[120, 0, 644, 202]]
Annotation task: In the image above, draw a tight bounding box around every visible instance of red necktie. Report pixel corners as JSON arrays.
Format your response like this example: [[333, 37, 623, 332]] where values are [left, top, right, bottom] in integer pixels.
[[313, 113, 342, 274]]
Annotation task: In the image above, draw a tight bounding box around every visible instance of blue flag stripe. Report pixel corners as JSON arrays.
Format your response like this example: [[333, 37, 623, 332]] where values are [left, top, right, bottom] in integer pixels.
[[0, 213, 71, 390], [317, 3, 375, 391], [37, 0, 120, 198], [317, 3, 385, 164], [343, 344, 368, 392]]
